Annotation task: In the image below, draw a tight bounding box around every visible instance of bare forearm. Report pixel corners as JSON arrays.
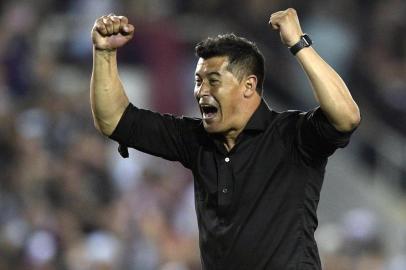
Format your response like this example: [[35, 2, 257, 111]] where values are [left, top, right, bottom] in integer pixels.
[[90, 48, 129, 136], [269, 8, 360, 132], [296, 47, 360, 132]]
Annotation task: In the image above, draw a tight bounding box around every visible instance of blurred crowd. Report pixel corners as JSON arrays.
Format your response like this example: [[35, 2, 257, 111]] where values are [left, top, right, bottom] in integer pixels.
[[0, 0, 405, 269]]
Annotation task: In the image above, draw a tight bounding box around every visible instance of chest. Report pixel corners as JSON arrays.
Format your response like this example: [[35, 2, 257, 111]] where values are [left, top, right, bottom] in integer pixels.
[[193, 130, 306, 215]]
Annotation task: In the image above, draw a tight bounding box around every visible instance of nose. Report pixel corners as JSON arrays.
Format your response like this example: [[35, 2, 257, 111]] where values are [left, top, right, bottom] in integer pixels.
[[195, 81, 210, 99]]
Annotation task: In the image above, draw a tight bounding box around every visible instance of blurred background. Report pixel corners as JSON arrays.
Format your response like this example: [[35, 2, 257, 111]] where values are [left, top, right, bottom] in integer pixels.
[[0, 0, 405, 269]]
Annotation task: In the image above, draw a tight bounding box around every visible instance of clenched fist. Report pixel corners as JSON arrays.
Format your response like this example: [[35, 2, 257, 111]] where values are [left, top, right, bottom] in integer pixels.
[[269, 8, 304, 47], [91, 14, 135, 51]]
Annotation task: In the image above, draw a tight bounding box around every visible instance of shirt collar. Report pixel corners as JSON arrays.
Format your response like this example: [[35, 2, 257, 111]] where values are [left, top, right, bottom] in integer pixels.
[[207, 98, 275, 154], [243, 98, 274, 132]]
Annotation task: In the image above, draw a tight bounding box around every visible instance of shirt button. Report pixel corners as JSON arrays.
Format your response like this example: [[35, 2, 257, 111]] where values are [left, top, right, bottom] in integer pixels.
[[222, 187, 228, 194], [225, 157, 230, 162]]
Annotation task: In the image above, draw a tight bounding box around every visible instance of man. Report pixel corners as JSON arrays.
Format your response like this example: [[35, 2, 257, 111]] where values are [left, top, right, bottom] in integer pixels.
[[90, 8, 360, 270]]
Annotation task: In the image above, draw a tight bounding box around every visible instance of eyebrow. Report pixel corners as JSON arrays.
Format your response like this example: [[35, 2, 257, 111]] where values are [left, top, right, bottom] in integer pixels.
[[195, 71, 221, 77]]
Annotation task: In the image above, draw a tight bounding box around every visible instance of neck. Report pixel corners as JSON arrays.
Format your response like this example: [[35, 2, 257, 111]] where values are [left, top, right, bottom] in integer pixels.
[[222, 95, 262, 152], [222, 129, 242, 152]]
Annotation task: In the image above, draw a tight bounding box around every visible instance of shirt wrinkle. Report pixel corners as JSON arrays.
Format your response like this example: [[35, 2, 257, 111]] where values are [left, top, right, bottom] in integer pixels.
[[108, 100, 355, 270]]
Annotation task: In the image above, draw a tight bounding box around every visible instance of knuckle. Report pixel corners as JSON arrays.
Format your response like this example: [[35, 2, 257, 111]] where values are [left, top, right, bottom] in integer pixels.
[[96, 26, 106, 34], [96, 25, 105, 32]]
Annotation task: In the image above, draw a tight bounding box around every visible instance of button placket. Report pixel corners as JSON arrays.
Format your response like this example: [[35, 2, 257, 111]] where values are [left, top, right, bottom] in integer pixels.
[[217, 154, 233, 215]]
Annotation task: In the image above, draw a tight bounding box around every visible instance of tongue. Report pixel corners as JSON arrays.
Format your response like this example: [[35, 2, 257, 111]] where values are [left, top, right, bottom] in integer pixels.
[[204, 111, 217, 119]]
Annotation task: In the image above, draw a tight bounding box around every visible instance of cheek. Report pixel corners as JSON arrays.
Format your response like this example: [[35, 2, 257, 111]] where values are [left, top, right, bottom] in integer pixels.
[[220, 92, 240, 116], [229, 100, 241, 116], [193, 87, 199, 100], [216, 83, 242, 113]]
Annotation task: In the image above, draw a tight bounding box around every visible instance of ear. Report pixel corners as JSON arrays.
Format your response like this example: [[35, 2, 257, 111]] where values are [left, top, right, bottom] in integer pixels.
[[243, 75, 258, 98]]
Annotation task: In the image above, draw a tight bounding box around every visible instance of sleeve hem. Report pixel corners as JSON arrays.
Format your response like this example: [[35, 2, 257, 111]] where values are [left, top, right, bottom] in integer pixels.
[[109, 103, 135, 143]]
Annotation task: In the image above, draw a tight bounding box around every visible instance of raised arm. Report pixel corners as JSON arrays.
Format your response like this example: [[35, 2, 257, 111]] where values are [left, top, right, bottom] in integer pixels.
[[269, 8, 361, 132], [90, 14, 135, 136]]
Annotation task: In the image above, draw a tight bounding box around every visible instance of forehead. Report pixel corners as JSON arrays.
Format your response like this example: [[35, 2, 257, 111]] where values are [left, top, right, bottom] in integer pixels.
[[195, 56, 230, 75]]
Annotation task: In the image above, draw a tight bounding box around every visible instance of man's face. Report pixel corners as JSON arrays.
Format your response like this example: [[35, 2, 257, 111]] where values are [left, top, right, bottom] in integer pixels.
[[194, 56, 244, 134]]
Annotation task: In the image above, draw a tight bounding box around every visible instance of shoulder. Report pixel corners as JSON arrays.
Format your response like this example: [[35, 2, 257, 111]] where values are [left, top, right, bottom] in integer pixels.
[[175, 115, 204, 134], [272, 109, 306, 129], [175, 116, 211, 146], [177, 115, 202, 126], [270, 108, 324, 139]]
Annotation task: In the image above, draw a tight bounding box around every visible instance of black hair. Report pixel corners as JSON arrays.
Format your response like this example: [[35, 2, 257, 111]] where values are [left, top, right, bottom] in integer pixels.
[[195, 33, 265, 95]]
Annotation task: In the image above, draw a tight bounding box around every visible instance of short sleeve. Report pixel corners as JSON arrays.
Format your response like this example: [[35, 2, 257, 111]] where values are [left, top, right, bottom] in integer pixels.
[[109, 103, 202, 169], [296, 107, 356, 159]]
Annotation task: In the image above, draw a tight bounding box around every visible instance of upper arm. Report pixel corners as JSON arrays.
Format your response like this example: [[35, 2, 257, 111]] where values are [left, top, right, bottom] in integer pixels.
[[109, 103, 200, 169], [296, 107, 356, 160]]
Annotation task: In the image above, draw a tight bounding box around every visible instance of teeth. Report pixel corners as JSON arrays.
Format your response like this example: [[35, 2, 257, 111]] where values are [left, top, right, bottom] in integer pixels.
[[200, 104, 218, 120], [203, 112, 216, 119]]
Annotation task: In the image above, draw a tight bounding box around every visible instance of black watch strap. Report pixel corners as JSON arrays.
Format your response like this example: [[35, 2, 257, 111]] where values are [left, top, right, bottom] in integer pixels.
[[289, 34, 312, 55]]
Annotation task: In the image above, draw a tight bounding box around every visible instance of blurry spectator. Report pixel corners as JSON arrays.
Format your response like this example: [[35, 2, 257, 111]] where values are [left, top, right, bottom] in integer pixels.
[[0, 0, 405, 269]]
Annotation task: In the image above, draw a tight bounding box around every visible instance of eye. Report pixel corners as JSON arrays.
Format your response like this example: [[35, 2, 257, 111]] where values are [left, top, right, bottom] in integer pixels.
[[195, 78, 202, 86], [209, 79, 220, 86]]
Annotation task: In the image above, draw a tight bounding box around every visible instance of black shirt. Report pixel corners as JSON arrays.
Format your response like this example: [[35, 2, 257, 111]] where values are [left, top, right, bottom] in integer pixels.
[[110, 99, 353, 270]]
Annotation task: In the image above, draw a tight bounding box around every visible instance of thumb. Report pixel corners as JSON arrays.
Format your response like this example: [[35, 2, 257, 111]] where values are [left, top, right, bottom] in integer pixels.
[[268, 18, 280, 30], [122, 24, 135, 35]]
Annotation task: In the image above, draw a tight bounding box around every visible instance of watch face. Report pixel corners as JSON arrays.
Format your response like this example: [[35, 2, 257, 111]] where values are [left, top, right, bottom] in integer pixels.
[[290, 34, 312, 55], [303, 34, 312, 46]]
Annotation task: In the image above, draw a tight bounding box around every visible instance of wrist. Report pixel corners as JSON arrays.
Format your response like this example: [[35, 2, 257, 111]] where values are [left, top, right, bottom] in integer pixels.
[[289, 34, 312, 55], [286, 36, 301, 48], [93, 46, 117, 53]]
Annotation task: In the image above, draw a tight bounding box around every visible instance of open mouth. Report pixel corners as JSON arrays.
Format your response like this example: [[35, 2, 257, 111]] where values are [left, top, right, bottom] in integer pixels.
[[200, 104, 219, 120]]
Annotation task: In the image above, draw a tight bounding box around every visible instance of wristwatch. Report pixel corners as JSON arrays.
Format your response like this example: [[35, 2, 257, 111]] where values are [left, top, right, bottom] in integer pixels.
[[289, 34, 312, 55]]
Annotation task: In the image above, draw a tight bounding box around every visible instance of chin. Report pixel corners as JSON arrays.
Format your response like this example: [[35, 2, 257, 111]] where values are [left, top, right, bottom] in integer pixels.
[[203, 122, 223, 134]]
